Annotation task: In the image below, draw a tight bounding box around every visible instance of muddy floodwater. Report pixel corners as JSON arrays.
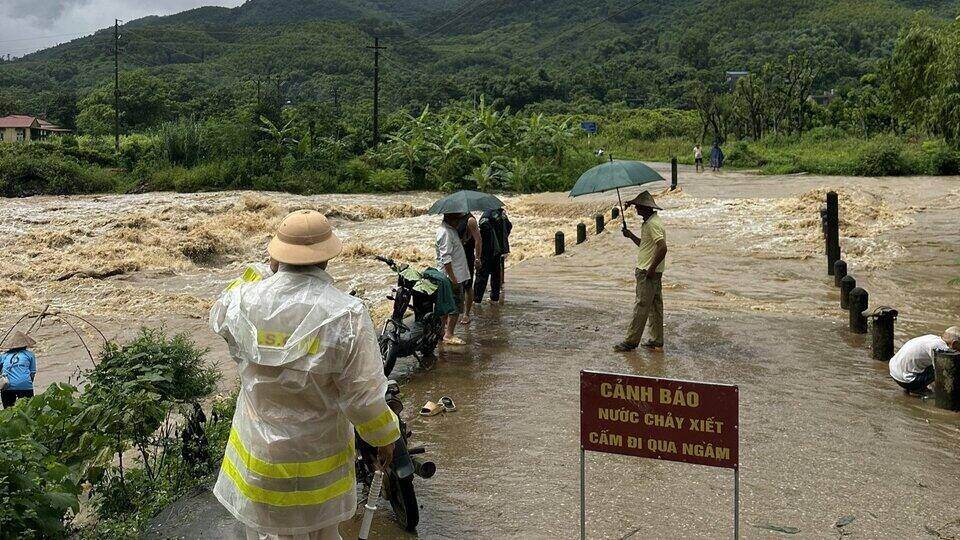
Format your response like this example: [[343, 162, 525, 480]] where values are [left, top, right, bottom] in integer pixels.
[[3, 165, 960, 538]]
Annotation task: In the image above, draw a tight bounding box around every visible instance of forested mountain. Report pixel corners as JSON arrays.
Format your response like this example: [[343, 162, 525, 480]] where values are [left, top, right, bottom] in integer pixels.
[[0, 0, 954, 130]]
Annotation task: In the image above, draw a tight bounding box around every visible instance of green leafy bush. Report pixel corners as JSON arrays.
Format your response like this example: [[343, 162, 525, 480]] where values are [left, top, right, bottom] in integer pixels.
[[366, 168, 410, 192], [855, 135, 907, 176]]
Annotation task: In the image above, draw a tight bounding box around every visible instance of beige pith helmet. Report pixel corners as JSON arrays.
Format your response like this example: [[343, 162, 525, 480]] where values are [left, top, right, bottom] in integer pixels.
[[267, 210, 343, 265], [627, 190, 662, 210], [5, 331, 36, 350]]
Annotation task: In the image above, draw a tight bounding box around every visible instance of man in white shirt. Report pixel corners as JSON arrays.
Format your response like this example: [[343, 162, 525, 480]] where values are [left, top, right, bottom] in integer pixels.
[[436, 213, 471, 345], [889, 327, 960, 394]]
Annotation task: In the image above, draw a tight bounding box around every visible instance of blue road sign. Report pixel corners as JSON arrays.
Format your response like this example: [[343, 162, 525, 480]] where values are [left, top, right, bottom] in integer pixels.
[[580, 121, 598, 134]]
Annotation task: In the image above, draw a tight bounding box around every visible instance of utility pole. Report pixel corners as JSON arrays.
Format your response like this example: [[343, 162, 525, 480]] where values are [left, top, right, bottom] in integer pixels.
[[331, 86, 341, 139], [367, 36, 386, 148], [114, 19, 121, 152]]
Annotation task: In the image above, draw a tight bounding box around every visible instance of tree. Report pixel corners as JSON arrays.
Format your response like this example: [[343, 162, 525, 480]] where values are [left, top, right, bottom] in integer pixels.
[[77, 70, 174, 135]]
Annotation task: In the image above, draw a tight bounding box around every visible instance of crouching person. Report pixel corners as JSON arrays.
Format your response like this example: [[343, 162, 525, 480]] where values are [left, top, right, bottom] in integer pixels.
[[210, 210, 399, 540], [889, 326, 960, 395]]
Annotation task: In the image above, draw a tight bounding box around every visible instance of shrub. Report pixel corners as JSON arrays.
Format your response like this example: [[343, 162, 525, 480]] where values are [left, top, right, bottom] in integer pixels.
[[0, 149, 117, 197], [157, 120, 205, 167], [366, 168, 410, 192], [119, 134, 161, 170], [919, 139, 960, 175], [855, 135, 907, 176], [725, 141, 764, 168]]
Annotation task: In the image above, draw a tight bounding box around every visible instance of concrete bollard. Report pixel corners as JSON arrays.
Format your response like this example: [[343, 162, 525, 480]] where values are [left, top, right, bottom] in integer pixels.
[[555, 231, 565, 255], [671, 158, 678, 190], [576, 223, 587, 244], [934, 350, 960, 411], [612, 207, 620, 220], [848, 287, 868, 334], [870, 308, 898, 362], [834, 260, 847, 287], [826, 192, 840, 276], [840, 275, 856, 310], [595, 214, 604, 234]]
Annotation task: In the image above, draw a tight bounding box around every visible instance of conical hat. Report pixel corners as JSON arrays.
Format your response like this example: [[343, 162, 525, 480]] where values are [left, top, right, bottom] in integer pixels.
[[5, 331, 36, 350]]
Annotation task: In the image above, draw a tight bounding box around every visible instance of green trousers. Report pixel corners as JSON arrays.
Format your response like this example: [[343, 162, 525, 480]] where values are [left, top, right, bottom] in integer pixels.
[[624, 268, 663, 346]]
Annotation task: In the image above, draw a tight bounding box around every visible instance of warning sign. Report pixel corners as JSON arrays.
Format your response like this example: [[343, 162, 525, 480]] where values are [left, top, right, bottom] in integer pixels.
[[580, 370, 739, 469]]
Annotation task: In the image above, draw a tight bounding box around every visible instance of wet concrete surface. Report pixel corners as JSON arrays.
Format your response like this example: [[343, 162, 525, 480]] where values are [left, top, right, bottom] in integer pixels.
[[5, 168, 960, 538]]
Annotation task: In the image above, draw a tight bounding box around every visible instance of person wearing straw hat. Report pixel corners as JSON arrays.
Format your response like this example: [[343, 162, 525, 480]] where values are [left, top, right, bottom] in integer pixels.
[[1, 331, 37, 409], [210, 209, 399, 540], [614, 191, 668, 353]]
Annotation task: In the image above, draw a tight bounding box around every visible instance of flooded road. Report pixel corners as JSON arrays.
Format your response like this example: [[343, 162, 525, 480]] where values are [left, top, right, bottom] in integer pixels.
[[4, 165, 960, 538]]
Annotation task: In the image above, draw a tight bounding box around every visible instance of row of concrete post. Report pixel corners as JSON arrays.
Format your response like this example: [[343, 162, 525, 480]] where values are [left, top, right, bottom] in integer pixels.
[[554, 208, 615, 256], [823, 192, 958, 410]]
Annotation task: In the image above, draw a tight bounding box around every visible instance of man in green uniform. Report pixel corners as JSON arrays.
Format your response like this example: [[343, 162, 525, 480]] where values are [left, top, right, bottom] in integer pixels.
[[614, 191, 668, 352]]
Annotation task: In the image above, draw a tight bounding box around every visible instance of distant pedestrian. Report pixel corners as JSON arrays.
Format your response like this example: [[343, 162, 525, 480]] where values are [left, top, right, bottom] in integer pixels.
[[710, 142, 724, 172], [694, 143, 704, 173], [889, 327, 960, 395], [1, 331, 37, 409], [436, 213, 471, 345], [614, 191, 667, 352], [474, 208, 512, 304], [457, 212, 482, 324]]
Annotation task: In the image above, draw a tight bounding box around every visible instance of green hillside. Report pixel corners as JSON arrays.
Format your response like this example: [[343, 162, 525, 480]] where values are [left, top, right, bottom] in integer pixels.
[[0, 0, 955, 129]]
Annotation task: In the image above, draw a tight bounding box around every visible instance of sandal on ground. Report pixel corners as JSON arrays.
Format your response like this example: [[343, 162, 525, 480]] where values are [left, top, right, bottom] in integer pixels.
[[459, 315, 472, 324], [419, 401, 443, 417], [443, 336, 466, 346], [613, 342, 638, 352], [439, 396, 457, 412]]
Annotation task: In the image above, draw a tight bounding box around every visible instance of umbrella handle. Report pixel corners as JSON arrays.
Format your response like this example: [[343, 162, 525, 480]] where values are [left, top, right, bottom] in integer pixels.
[[616, 188, 627, 229]]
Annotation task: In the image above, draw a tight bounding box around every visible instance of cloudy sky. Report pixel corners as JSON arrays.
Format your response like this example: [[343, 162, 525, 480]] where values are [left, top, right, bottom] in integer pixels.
[[0, 0, 246, 57]]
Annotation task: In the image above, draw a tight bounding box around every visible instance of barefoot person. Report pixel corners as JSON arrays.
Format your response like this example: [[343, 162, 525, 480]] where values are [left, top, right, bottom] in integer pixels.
[[694, 143, 704, 173], [614, 191, 667, 352], [458, 212, 482, 324], [210, 210, 399, 540], [436, 213, 471, 345], [889, 327, 960, 394]]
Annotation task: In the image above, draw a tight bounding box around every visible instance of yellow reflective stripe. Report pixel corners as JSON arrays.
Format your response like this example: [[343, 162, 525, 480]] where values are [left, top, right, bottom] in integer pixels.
[[256, 331, 321, 355], [225, 267, 264, 292], [355, 409, 397, 436], [222, 454, 354, 508], [228, 429, 352, 479], [365, 426, 401, 447]]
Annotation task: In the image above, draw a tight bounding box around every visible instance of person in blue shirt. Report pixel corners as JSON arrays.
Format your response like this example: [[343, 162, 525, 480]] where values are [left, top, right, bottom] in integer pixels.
[[1, 331, 37, 409]]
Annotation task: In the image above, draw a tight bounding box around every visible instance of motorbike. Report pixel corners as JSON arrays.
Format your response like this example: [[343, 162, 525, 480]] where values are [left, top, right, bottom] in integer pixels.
[[375, 255, 444, 376], [355, 380, 436, 532]]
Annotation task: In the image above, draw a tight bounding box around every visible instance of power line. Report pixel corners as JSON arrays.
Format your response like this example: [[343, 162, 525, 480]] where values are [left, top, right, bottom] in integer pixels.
[[395, 0, 502, 47]]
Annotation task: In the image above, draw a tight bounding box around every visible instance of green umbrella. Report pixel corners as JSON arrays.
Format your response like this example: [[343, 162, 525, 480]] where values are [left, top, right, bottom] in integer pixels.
[[427, 190, 504, 215], [569, 156, 666, 226]]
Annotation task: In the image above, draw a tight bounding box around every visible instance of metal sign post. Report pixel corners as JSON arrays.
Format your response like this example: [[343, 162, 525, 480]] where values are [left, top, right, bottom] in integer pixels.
[[579, 370, 740, 539]]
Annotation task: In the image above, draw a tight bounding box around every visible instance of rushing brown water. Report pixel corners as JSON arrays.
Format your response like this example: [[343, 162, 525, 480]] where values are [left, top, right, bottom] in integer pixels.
[[3, 165, 960, 538]]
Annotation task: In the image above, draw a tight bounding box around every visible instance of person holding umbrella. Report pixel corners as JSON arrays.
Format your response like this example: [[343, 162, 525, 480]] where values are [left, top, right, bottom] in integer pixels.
[[614, 191, 667, 352]]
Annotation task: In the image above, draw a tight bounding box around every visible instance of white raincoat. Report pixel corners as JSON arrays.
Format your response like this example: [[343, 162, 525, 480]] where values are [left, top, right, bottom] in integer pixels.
[[210, 263, 400, 535]]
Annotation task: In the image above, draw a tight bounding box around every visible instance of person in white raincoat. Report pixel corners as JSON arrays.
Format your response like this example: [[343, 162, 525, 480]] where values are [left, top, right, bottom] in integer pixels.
[[210, 209, 400, 540]]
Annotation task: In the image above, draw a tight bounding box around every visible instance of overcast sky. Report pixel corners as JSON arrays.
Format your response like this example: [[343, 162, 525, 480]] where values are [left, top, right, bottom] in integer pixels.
[[0, 0, 246, 57]]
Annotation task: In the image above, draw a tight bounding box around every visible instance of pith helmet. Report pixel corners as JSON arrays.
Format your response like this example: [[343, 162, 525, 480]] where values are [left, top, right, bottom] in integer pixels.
[[267, 210, 343, 265], [5, 331, 36, 350], [627, 190, 662, 210]]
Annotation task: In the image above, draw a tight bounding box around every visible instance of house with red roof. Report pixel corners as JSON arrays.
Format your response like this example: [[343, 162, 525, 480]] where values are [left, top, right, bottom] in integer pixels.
[[0, 115, 71, 143]]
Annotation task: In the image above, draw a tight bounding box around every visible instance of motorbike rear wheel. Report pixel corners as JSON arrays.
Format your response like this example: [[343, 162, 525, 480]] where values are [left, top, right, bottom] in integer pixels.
[[417, 315, 443, 357], [385, 471, 419, 532], [381, 338, 399, 376]]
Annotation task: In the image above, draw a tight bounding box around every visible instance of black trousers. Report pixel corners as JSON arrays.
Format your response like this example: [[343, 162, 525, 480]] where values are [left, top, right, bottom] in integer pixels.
[[1, 389, 34, 409], [474, 256, 504, 302], [894, 365, 935, 394]]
